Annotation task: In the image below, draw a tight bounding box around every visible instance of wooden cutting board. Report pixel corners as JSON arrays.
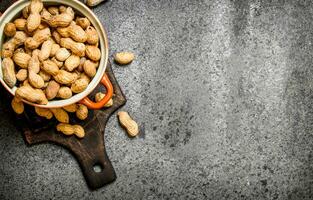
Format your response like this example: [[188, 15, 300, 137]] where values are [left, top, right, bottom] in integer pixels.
[[1, 61, 127, 190], [0, 1, 127, 189]]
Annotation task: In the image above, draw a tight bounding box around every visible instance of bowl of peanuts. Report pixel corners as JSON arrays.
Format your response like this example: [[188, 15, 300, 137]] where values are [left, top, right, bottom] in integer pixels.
[[0, 0, 113, 110]]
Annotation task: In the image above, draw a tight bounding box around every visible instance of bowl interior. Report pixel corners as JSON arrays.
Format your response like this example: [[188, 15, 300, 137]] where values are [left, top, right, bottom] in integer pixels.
[[0, 0, 108, 108]]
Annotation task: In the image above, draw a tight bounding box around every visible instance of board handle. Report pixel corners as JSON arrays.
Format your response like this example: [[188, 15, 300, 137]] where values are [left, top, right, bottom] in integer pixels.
[[77, 147, 116, 189], [72, 115, 117, 189], [24, 115, 117, 190]]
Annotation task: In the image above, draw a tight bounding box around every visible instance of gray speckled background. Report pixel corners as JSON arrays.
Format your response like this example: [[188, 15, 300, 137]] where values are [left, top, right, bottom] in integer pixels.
[[1, 0, 313, 199]]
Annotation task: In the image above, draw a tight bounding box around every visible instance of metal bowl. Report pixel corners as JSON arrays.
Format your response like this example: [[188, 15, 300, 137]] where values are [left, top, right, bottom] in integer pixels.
[[0, 0, 113, 109]]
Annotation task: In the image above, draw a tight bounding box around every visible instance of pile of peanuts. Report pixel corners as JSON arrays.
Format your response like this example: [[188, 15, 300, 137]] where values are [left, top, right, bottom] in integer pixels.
[[11, 90, 113, 138], [1, 0, 105, 138], [3, 0, 139, 138], [2, 0, 101, 105]]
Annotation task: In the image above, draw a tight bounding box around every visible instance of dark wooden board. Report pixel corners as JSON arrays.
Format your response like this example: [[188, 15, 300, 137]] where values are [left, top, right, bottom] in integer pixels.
[[0, 2, 127, 189], [1, 61, 127, 190]]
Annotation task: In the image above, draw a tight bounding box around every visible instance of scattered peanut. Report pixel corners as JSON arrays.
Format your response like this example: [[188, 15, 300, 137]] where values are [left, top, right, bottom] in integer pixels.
[[50, 108, 69, 123], [114, 52, 135, 65], [118, 111, 139, 137], [35, 107, 53, 119], [95, 92, 113, 107], [11, 97, 24, 114], [56, 123, 85, 138], [86, 0, 105, 7], [63, 104, 77, 112], [73, 125, 85, 138], [56, 123, 74, 135], [76, 104, 88, 120]]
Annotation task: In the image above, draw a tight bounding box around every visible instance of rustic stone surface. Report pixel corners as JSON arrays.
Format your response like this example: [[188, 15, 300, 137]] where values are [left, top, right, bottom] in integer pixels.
[[1, 0, 313, 199]]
